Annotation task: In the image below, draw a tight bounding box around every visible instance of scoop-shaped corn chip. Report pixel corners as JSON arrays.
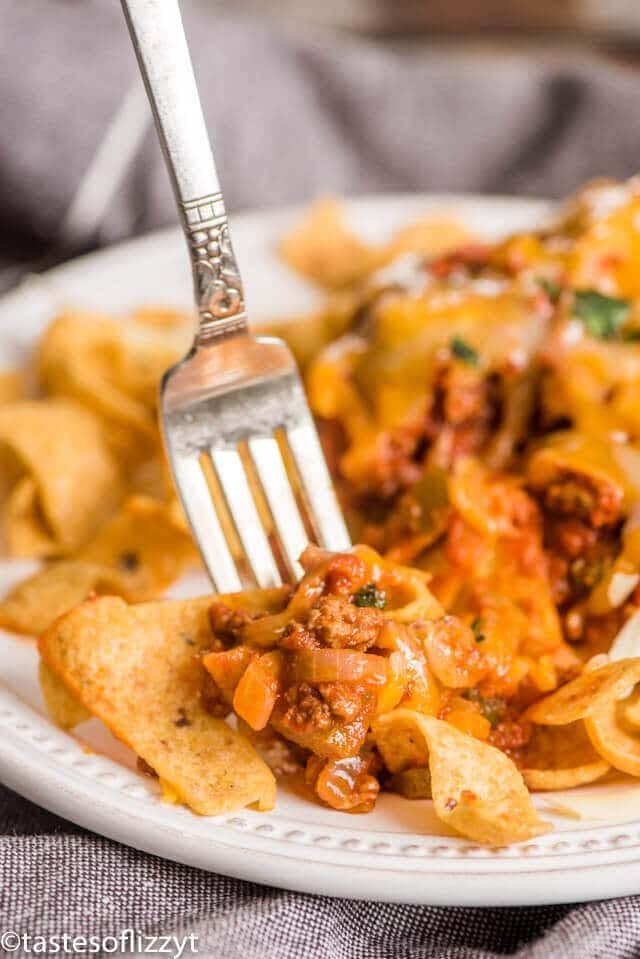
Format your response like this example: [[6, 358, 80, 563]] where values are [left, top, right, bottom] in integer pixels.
[[279, 199, 385, 289], [526, 659, 640, 726], [37, 312, 188, 453], [78, 495, 198, 593], [4, 478, 59, 557], [372, 709, 550, 844], [0, 399, 121, 556], [387, 216, 469, 260], [110, 318, 190, 413], [39, 594, 276, 814], [521, 721, 610, 791], [39, 660, 91, 729], [37, 313, 153, 440], [0, 561, 133, 635], [584, 687, 640, 778], [0, 497, 199, 635], [370, 708, 430, 773]]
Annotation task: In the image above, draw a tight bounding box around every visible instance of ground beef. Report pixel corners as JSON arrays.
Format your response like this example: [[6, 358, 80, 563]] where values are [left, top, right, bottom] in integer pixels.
[[279, 621, 321, 651], [208, 602, 254, 647], [547, 518, 598, 559], [317, 681, 370, 722], [307, 595, 385, 650], [544, 515, 620, 607], [366, 428, 425, 500], [271, 681, 376, 759], [283, 682, 331, 731], [424, 363, 500, 468], [200, 670, 233, 718], [433, 364, 489, 427], [542, 469, 623, 528]]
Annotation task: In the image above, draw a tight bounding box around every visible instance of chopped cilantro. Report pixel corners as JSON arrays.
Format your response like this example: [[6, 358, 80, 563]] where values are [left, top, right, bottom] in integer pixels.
[[353, 582, 387, 609], [450, 336, 479, 366], [537, 277, 562, 301], [573, 289, 630, 340], [470, 616, 486, 643]]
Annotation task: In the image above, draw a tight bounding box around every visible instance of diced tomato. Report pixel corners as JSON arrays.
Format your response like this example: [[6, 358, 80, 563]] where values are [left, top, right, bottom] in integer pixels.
[[202, 645, 254, 701]]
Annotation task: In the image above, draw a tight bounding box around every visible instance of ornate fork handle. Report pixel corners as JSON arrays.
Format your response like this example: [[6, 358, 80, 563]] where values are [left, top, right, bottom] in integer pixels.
[[121, 0, 247, 339], [181, 193, 245, 333]]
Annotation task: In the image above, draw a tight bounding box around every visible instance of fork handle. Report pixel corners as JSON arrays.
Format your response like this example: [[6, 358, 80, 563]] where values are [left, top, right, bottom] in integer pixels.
[[121, 0, 247, 339]]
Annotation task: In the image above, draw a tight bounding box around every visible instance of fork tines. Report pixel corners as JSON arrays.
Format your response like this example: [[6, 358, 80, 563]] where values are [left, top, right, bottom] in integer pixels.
[[162, 337, 350, 593]]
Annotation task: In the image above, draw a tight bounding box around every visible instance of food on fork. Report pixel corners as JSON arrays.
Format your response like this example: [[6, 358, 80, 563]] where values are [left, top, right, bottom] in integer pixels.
[[0, 310, 198, 634]]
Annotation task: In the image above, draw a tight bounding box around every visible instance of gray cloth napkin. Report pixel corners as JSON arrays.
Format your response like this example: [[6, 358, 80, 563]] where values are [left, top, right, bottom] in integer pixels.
[[3, 2, 640, 956]]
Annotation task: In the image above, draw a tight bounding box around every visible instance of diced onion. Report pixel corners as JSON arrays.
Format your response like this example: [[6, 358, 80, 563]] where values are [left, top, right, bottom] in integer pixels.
[[313, 756, 378, 812], [288, 649, 388, 685]]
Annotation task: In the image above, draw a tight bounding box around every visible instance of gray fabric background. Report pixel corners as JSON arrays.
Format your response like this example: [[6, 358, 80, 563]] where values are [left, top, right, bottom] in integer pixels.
[[4, 0, 640, 271], [2, 1, 640, 955]]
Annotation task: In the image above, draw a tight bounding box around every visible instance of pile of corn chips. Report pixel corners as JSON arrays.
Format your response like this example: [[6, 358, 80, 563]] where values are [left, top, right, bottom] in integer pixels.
[[0, 308, 200, 634]]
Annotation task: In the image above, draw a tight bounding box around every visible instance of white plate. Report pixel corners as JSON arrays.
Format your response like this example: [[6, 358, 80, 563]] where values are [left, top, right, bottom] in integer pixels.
[[3, 194, 640, 907]]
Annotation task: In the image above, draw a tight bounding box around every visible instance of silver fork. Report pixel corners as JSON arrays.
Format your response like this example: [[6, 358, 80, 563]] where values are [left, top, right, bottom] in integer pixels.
[[121, 0, 350, 592]]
